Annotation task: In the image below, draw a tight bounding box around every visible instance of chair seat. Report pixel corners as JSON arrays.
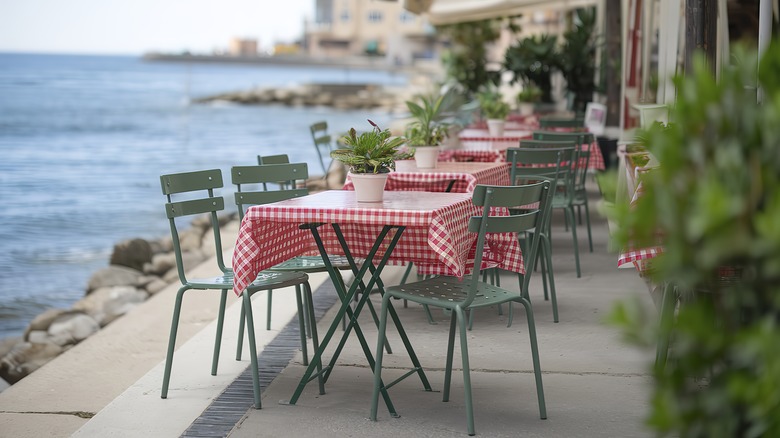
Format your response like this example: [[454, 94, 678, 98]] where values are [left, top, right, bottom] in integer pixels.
[[268, 255, 351, 273], [188, 270, 307, 291], [387, 276, 521, 310]]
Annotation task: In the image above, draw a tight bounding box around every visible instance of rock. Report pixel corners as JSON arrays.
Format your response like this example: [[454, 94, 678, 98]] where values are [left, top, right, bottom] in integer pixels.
[[144, 277, 170, 295], [0, 337, 22, 359], [0, 341, 64, 384], [0, 376, 9, 393], [109, 238, 153, 271], [86, 265, 143, 293], [72, 286, 147, 327], [23, 309, 68, 339], [47, 313, 100, 345], [26, 330, 50, 344]]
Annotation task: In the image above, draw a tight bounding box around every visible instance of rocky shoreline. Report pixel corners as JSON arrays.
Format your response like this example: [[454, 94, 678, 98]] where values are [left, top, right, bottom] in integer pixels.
[[0, 169, 347, 390]]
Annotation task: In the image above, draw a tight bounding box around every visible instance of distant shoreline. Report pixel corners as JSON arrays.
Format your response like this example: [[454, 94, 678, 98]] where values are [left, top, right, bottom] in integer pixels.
[[141, 52, 425, 73]]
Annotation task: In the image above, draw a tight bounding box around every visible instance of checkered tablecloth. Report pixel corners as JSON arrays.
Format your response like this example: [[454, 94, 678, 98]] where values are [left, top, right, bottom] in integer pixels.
[[232, 191, 525, 295], [343, 162, 510, 193], [456, 129, 605, 171], [617, 179, 665, 272]]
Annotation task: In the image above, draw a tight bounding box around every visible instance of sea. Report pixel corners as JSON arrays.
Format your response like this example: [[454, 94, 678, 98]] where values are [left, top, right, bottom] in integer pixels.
[[0, 52, 412, 340]]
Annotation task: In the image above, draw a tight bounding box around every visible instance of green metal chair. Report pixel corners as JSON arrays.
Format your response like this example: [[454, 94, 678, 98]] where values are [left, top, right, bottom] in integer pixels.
[[518, 139, 582, 278], [370, 182, 550, 436], [533, 130, 594, 253], [309, 121, 334, 179], [159, 169, 317, 409], [538, 115, 585, 129], [506, 146, 575, 322], [232, 161, 392, 355]]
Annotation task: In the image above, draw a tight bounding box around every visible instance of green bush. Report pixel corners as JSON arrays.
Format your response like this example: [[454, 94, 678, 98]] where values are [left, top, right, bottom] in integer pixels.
[[609, 42, 780, 437]]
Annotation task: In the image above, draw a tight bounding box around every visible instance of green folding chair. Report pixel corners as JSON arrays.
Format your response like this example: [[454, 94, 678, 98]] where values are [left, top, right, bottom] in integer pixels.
[[538, 115, 585, 129], [518, 139, 582, 278], [309, 121, 334, 180], [232, 160, 392, 355], [506, 146, 575, 322], [370, 182, 550, 436], [159, 169, 316, 409], [533, 130, 594, 253]]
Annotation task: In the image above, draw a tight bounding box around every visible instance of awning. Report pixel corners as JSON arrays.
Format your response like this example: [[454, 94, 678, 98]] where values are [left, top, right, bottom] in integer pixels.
[[405, 0, 598, 25]]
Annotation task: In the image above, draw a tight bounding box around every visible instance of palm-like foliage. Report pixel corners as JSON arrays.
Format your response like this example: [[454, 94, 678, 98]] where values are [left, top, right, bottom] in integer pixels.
[[331, 120, 406, 174], [503, 34, 558, 103]]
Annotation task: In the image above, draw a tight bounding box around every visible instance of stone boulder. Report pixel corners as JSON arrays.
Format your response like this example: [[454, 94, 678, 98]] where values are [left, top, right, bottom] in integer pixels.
[[0, 341, 64, 384], [23, 308, 68, 340], [86, 265, 143, 293], [110, 238, 153, 271], [72, 286, 148, 327], [47, 312, 101, 345]]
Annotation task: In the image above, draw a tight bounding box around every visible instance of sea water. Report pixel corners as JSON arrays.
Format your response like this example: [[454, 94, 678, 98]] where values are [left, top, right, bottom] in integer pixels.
[[0, 52, 410, 339]]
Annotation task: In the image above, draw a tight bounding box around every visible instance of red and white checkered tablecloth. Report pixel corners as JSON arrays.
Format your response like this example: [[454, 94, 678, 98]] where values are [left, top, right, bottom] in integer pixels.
[[438, 150, 505, 163], [232, 191, 525, 295], [342, 162, 510, 193], [617, 180, 664, 272]]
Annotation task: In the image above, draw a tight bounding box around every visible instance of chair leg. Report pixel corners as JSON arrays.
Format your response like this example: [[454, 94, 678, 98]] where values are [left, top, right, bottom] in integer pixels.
[[211, 289, 228, 376], [455, 307, 476, 436], [583, 198, 593, 253], [161, 286, 189, 399], [266, 290, 273, 330], [443, 309, 457, 402], [242, 291, 262, 409], [518, 297, 547, 420], [302, 282, 325, 395], [543, 235, 559, 323], [294, 285, 309, 366], [565, 207, 581, 278], [236, 297, 246, 361]]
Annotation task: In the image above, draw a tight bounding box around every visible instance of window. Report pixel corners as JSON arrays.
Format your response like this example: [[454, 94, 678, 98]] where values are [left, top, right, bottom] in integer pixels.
[[367, 10, 383, 23], [340, 9, 350, 22], [399, 11, 416, 24]]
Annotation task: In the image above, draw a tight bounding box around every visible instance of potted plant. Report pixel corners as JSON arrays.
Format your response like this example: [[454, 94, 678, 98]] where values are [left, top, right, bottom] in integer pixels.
[[330, 119, 406, 202], [557, 7, 599, 113], [404, 91, 453, 168], [503, 34, 559, 107], [477, 86, 511, 136], [516, 86, 542, 116]]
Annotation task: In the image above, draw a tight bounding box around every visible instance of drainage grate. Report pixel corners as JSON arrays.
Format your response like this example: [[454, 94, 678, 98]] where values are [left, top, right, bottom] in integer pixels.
[[180, 282, 339, 438]]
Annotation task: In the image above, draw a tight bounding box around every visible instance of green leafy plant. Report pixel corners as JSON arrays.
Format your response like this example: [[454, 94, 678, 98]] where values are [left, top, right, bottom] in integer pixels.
[[608, 42, 780, 437], [558, 7, 600, 113], [516, 86, 542, 103], [503, 34, 558, 103], [477, 86, 510, 120], [330, 120, 407, 174], [405, 92, 450, 147]]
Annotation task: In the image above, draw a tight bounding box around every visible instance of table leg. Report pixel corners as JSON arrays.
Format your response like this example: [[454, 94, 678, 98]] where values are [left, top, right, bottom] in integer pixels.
[[284, 224, 398, 415]]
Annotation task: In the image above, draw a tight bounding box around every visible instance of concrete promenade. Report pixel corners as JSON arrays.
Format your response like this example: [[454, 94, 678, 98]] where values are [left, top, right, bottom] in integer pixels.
[[0, 182, 657, 437]]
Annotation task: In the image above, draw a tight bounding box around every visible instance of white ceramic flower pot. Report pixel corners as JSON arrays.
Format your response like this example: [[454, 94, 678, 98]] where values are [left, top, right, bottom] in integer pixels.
[[518, 103, 535, 116], [413, 146, 440, 169], [349, 172, 389, 202], [487, 119, 506, 137]]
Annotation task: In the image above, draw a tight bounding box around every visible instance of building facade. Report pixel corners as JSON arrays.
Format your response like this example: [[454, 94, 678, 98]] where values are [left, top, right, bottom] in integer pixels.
[[306, 0, 439, 65]]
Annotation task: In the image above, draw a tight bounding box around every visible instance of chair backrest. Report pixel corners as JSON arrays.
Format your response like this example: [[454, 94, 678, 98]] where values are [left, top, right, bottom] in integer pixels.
[[531, 131, 593, 191], [257, 154, 290, 165], [232, 163, 309, 221], [462, 181, 551, 307], [160, 169, 228, 284], [309, 121, 333, 176], [539, 116, 585, 129], [517, 139, 578, 203], [257, 154, 292, 190]]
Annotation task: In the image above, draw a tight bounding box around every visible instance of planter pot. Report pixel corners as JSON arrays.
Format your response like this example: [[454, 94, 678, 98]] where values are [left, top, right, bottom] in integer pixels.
[[517, 103, 535, 116], [349, 172, 388, 202], [486, 119, 506, 137], [413, 146, 440, 169]]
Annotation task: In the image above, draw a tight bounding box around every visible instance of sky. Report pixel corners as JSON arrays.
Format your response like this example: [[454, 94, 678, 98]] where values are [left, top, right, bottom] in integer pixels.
[[0, 0, 314, 55]]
